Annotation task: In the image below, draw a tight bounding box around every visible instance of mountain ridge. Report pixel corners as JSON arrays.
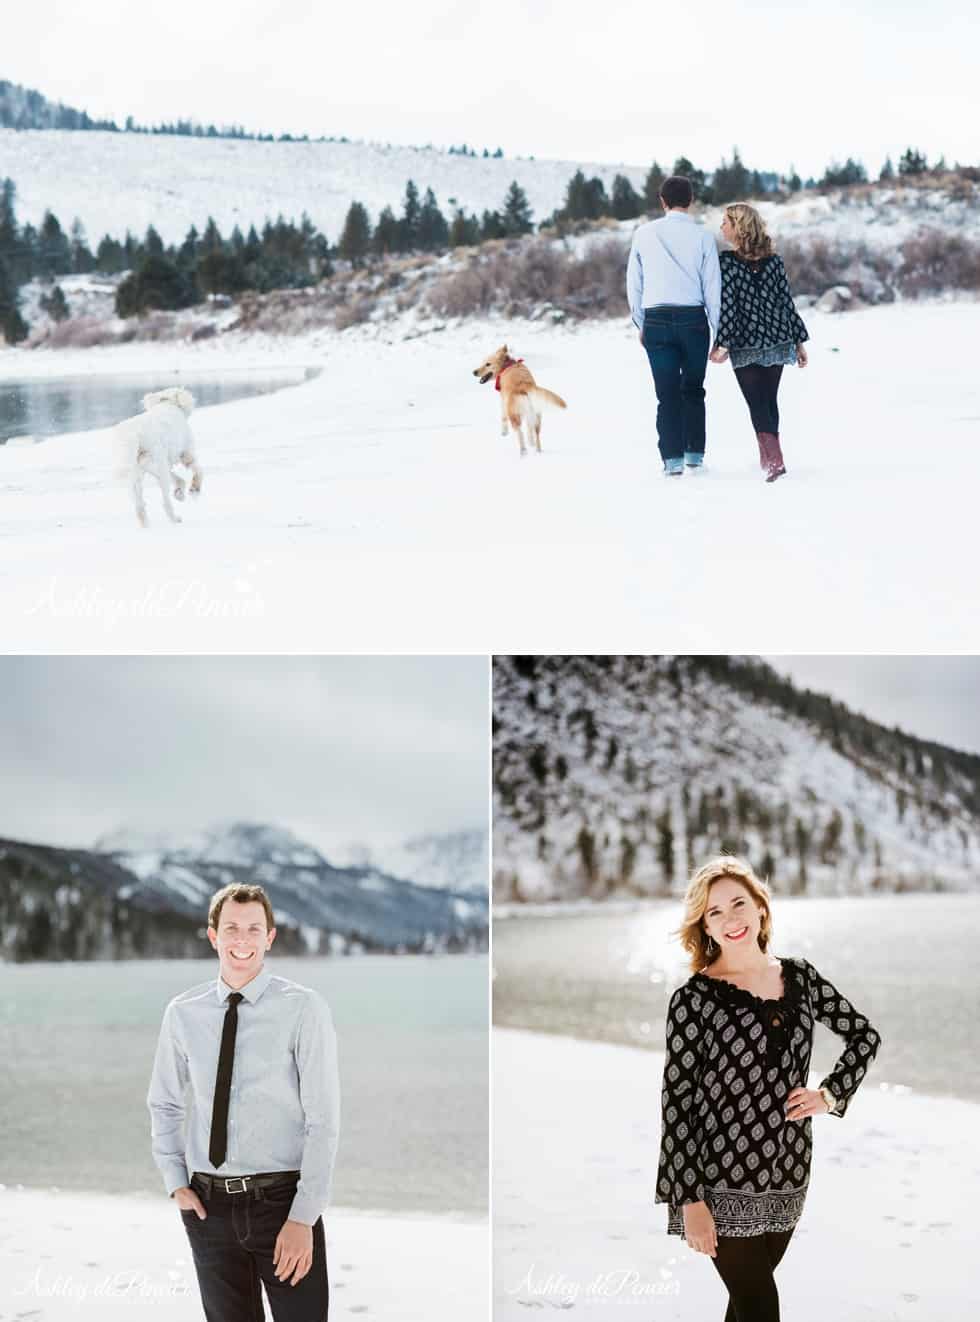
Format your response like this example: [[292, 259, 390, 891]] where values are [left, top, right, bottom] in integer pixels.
[[492, 656, 980, 903]]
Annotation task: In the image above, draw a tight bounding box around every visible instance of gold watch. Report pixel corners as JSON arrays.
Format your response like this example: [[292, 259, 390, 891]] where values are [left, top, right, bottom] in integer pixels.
[[819, 1086, 838, 1114]]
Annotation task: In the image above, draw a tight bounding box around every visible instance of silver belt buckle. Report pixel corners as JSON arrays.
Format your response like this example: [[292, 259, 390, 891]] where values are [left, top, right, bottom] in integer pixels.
[[224, 1177, 250, 1194]]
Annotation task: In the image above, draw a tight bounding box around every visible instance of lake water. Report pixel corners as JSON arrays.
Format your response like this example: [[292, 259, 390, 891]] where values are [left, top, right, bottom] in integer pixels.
[[0, 953, 488, 1216], [492, 893, 980, 1104], [0, 369, 320, 444]]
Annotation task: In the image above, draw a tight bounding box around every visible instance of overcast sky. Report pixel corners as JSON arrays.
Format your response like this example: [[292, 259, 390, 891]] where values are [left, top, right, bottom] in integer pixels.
[[0, 657, 489, 855], [3, 1, 974, 180], [762, 656, 980, 756]]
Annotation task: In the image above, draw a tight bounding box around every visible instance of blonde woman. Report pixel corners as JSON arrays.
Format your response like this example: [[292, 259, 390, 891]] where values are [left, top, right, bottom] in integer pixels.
[[709, 204, 809, 482], [656, 857, 881, 1321]]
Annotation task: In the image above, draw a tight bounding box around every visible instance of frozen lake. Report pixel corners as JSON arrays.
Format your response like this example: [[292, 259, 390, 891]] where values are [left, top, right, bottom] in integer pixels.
[[492, 891, 980, 1103], [0, 952, 488, 1214], [0, 367, 319, 444]]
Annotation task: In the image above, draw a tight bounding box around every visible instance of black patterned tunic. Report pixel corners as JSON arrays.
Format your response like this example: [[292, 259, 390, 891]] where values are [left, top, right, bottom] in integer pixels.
[[656, 956, 881, 1239], [716, 252, 810, 369]]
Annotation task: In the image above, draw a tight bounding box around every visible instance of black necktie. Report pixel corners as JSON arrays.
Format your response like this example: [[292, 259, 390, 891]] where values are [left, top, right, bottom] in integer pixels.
[[209, 992, 244, 1168]]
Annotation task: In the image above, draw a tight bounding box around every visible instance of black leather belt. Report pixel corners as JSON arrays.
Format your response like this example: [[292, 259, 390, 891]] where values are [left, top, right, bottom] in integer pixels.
[[191, 1170, 300, 1199]]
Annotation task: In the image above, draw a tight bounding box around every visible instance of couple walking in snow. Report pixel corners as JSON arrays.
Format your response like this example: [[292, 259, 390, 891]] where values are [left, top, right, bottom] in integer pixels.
[[626, 174, 809, 482]]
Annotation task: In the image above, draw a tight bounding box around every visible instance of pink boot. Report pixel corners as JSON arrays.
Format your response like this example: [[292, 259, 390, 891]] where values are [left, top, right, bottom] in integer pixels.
[[756, 432, 786, 483]]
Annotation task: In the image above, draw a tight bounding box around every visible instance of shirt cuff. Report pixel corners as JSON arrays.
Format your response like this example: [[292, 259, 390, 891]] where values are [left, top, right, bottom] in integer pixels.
[[287, 1191, 325, 1226], [162, 1161, 191, 1195]]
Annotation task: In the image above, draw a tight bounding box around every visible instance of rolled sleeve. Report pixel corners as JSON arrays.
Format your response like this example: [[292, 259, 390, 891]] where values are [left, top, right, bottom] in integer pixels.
[[626, 239, 644, 331], [287, 992, 341, 1226], [147, 1001, 191, 1196]]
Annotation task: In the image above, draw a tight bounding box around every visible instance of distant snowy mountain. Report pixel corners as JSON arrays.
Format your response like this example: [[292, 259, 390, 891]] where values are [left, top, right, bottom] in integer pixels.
[[329, 829, 488, 896], [0, 819, 487, 962], [0, 127, 646, 247], [493, 656, 980, 902]]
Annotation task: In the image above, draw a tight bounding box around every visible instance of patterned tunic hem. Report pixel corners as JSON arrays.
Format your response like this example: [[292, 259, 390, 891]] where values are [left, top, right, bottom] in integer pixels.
[[730, 341, 799, 369], [666, 1182, 808, 1239]]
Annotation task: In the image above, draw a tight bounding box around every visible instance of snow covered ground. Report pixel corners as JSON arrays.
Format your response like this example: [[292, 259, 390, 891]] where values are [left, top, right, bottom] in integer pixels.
[[1, 299, 978, 653], [0, 1191, 487, 1322], [493, 1028, 975, 1322]]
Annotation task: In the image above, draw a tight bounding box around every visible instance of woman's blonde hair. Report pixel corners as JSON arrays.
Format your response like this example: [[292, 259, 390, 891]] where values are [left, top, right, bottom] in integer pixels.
[[724, 203, 773, 261], [677, 855, 773, 973]]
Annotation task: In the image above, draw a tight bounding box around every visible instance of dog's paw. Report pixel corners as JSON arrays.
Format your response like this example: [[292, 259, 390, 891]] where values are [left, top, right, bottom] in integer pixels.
[[173, 486, 186, 502]]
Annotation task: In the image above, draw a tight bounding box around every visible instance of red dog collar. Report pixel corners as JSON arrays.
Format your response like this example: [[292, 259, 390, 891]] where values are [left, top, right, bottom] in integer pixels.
[[494, 358, 523, 391]]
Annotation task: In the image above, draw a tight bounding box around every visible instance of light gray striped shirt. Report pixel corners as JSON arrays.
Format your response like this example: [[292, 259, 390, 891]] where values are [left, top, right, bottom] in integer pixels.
[[147, 965, 340, 1226]]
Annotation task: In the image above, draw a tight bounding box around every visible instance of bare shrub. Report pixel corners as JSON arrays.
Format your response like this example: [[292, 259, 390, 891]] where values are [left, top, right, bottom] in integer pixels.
[[334, 295, 377, 330], [896, 229, 980, 297], [425, 236, 629, 320]]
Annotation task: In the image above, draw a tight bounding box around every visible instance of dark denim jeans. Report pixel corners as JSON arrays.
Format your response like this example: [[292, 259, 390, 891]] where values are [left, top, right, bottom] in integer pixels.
[[181, 1172, 328, 1321], [640, 306, 710, 465]]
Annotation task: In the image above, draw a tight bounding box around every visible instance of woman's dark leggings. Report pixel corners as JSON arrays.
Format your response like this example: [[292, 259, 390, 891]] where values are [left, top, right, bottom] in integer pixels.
[[733, 363, 784, 434], [711, 1228, 795, 1322]]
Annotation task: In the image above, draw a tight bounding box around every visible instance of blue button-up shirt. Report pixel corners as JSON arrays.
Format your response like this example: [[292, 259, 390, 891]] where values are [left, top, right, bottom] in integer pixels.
[[147, 965, 340, 1226], [626, 211, 722, 339]]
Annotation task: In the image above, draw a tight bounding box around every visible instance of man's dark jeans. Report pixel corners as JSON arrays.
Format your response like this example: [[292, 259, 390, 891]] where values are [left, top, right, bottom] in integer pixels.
[[181, 1172, 328, 1321], [640, 306, 710, 465]]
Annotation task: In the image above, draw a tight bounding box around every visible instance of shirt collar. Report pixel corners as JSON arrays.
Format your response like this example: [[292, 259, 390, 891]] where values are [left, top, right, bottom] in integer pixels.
[[216, 965, 272, 1005], [663, 210, 694, 222]]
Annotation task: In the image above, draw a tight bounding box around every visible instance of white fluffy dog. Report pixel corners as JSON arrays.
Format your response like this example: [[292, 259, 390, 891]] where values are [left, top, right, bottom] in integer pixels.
[[113, 387, 202, 527]]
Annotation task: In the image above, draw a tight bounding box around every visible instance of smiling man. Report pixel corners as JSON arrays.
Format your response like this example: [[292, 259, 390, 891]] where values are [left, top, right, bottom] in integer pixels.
[[147, 883, 340, 1321]]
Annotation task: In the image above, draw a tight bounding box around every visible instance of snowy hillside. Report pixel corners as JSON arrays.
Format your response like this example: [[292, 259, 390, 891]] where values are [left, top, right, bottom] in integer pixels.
[[493, 656, 980, 902], [4, 127, 978, 263], [0, 128, 646, 246], [330, 829, 489, 896]]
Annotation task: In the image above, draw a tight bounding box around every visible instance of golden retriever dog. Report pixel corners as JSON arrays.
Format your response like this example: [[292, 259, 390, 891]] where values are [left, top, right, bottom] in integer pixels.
[[472, 345, 566, 456]]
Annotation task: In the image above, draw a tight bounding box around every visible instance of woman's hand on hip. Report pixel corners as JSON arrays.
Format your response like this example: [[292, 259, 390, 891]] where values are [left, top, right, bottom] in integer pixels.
[[796, 344, 808, 368], [785, 1086, 829, 1120], [682, 1200, 717, 1257]]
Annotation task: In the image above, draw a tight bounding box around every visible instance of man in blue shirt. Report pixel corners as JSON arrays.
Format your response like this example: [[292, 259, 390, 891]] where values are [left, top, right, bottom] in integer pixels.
[[148, 883, 340, 1320], [626, 175, 722, 475]]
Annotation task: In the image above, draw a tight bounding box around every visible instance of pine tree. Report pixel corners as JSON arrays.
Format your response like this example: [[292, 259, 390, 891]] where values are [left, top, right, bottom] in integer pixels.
[[115, 254, 196, 316], [610, 174, 643, 220], [399, 179, 421, 250], [38, 210, 72, 278], [338, 201, 371, 266], [786, 167, 802, 193], [417, 187, 449, 251], [643, 160, 666, 209], [0, 253, 28, 343], [448, 208, 480, 247], [40, 283, 70, 321], [898, 148, 927, 176], [372, 205, 401, 256], [480, 209, 506, 240], [879, 156, 895, 181], [144, 225, 165, 258], [69, 218, 94, 273], [501, 180, 533, 235]]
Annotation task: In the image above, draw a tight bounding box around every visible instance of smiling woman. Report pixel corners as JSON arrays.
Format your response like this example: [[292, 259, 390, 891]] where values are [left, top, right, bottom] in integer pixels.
[[659, 855, 882, 1321]]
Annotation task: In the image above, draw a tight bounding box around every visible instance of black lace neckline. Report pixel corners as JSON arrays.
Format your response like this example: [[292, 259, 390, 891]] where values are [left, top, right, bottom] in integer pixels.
[[691, 955, 802, 1010]]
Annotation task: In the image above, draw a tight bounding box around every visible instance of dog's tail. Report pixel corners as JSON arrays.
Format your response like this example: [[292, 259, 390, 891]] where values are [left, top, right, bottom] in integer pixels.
[[528, 387, 567, 411]]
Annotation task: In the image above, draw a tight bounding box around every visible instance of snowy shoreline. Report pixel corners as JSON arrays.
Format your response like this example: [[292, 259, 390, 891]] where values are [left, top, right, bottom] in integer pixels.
[[493, 1027, 976, 1322], [2, 302, 979, 654], [1, 1188, 487, 1321]]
